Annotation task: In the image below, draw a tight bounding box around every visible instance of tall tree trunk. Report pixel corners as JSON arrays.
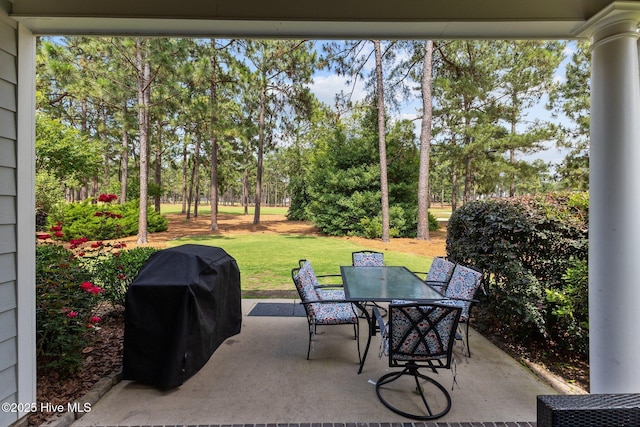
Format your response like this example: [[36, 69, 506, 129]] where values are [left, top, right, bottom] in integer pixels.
[[417, 40, 434, 241], [509, 118, 517, 197], [120, 103, 128, 204], [136, 38, 150, 244], [274, 173, 278, 207], [254, 86, 266, 225], [186, 138, 200, 220], [194, 156, 201, 218], [464, 154, 473, 204], [373, 40, 390, 243], [154, 141, 162, 213], [451, 167, 458, 212], [181, 143, 188, 214], [210, 39, 219, 231], [242, 170, 249, 215]]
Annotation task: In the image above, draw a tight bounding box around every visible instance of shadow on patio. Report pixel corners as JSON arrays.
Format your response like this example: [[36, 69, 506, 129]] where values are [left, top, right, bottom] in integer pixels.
[[72, 299, 557, 426]]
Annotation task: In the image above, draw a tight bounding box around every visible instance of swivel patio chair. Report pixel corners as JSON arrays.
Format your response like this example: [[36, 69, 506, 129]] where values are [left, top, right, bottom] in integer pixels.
[[374, 302, 462, 420], [292, 260, 360, 361], [438, 264, 483, 357]]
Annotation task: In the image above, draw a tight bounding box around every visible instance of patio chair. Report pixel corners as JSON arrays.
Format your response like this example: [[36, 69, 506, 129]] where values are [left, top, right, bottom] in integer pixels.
[[373, 302, 462, 420], [352, 250, 387, 317], [292, 260, 360, 361], [296, 258, 345, 300], [414, 256, 456, 293], [352, 250, 384, 267], [438, 264, 484, 357]]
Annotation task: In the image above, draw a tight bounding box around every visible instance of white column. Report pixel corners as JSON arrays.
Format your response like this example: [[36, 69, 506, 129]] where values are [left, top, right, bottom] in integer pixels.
[[589, 15, 640, 393], [16, 23, 37, 419]]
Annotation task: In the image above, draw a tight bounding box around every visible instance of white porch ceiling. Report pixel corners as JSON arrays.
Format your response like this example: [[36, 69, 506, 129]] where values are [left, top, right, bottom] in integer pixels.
[[8, 0, 631, 39]]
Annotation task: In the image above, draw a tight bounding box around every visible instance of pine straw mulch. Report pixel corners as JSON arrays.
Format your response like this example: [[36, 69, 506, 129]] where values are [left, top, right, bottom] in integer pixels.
[[29, 212, 588, 426]]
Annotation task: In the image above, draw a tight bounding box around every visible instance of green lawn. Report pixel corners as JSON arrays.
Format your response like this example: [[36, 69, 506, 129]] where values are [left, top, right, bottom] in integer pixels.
[[160, 203, 436, 294], [169, 233, 432, 291], [160, 203, 288, 216]]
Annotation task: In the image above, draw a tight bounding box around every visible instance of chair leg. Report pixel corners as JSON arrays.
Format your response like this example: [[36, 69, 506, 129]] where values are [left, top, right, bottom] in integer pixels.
[[354, 322, 361, 364], [465, 321, 471, 357], [375, 365, 452, 420], [307, 324, 313, 360]]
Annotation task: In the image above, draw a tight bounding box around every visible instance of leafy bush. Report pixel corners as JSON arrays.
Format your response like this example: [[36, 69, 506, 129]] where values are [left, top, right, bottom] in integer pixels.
[[446, 193, 588, 354], [35, 243, 104, 373], [546, 257, 589, 355], [358, 207, 438, 239], [35, 170, 65, 231], [428, 211, 440, 232], [48, 197, 168, 241], [88, 247, 159, 306]]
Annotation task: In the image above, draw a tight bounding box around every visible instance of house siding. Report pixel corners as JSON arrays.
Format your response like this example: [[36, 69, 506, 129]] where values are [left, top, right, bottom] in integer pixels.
[[0, 4, 18, 426]]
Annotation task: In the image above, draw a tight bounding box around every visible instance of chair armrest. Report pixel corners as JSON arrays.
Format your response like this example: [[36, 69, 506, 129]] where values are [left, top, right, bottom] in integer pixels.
[[424, 280, 448, 294], [314, 274, 344, 288], [425, 280, 447, 286], [443, 296, 480, 304], [300, 298, 353, 305]]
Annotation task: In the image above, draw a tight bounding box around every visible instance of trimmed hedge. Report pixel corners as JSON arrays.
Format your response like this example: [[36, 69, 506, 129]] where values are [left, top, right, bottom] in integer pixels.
[[47, 199, 168, 241], [446, 193, 588, 355]]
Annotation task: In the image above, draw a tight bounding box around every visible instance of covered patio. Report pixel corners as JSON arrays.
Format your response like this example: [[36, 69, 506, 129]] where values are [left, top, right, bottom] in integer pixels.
[[4, 1, 640, 426], [70, 299, 558, 426]]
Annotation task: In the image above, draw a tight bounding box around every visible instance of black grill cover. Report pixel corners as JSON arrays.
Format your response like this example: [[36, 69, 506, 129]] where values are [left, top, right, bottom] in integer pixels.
[[122, 244, 242, 390]]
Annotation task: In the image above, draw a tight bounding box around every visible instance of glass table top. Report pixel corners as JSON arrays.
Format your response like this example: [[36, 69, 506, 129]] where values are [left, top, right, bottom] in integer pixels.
[[340, 266, 444, 301]]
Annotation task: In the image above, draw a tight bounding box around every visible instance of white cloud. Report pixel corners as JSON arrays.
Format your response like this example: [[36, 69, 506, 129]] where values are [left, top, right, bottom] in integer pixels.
[[309, 73, 368, 107]]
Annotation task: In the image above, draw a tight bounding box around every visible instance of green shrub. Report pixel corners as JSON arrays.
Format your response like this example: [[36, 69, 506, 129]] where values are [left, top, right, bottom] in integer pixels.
[[48, 197, 168, 241], [428, 211, 440, 232], [446, 193, 588, 351], [35, 170, 65, 231], [546, 257, 589, 355], [356, 206, 437, 239], [89, 247, 159, 306], [35, 243, 104, 373]]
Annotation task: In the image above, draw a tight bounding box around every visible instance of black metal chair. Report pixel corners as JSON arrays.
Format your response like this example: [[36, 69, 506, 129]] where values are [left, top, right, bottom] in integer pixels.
[[374, 302, 462, 420], [292, 260, 360, 361]]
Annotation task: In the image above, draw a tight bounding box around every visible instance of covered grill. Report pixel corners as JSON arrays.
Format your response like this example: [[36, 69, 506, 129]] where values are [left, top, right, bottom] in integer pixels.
[[122, 244, 242, 389]]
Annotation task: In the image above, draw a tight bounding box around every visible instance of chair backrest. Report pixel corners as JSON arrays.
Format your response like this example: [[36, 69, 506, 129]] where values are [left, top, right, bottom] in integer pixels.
[[387, 302, 461, 368], [425, 257, 456, 283], [444, 264, 483, 319], [352, 250, 384, 267], [292, 260, 320, 302]]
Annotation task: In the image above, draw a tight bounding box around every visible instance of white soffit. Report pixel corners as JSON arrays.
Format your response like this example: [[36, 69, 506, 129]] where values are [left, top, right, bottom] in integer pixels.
[[9, 0, 619, 39], [8, 17, 588, 39]]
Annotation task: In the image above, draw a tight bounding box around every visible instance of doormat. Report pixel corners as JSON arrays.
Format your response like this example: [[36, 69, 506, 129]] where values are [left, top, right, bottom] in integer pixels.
[[248, 302, 306, 317]]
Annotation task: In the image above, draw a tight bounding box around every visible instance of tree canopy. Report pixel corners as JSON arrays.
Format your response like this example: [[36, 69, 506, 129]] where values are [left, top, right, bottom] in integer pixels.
[[35, 37, 589, 240]]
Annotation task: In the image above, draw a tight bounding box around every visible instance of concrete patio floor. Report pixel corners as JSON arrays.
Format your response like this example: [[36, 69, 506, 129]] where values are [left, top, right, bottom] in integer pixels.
[[72, 299, 557, 426]]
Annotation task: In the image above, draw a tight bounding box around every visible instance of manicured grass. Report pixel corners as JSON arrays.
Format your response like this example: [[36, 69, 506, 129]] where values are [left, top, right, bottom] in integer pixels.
[[429, 206, 452, 219], [160, 203, 288, 216], [168, 234, 432, 291]]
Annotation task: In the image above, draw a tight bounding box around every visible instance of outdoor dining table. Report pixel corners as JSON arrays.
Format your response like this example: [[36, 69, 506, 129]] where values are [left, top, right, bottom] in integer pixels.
[[340, 265, 445, 374]]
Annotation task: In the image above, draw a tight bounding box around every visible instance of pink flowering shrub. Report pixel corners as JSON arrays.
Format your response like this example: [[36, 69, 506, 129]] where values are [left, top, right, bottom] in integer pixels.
[[35, 243, 104, 373], [46, 195, 168, 241], [88, 246, 158, 306]]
